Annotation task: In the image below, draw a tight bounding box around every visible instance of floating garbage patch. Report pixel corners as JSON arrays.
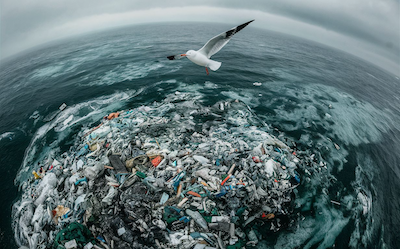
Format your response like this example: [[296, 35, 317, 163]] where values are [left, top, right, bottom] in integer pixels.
[[13, 91, 360, 248]]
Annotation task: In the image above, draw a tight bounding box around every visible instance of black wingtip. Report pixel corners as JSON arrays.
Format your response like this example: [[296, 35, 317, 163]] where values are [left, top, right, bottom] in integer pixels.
[[236, 20, 255, 33], [225, 20, 255, 38], [167, 55, 175, 60]]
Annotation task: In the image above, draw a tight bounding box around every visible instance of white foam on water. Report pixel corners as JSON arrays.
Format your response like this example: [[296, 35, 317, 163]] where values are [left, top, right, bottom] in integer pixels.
[[248, 82, 391, 247], [30, 53, 101, 79], [221, 90, 261, 107], [29, 111, 40, 120], [88, 62, 180, 86], [204, 81, 219, 89], [155, 80, 215, 99], [31, 65, 64, 78], [345, 153, 381, 248], [275, 83, 391, 247], [132, 45, 153, 50], [270, 67, 303, 82], [275, 197, 350, 248], [0, 131, 14, 141], [366, 73, 385, 84], [263, 82, 394, 146]]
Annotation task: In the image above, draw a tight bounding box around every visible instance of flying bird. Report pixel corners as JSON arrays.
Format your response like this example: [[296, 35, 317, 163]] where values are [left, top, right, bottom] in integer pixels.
[[167, 20, 254, 75]]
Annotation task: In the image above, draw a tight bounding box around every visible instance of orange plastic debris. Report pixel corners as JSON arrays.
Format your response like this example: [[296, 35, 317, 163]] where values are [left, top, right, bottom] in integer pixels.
[[261, 213, 275, 219], [176, 183, 183, 196], [237, 180, 246, 186], [151, 155, 163, 167], [187, 191, 201, 197], [107, 112, 120, 120], [200, 181, 208, 187], [221, 174, 232, 186]]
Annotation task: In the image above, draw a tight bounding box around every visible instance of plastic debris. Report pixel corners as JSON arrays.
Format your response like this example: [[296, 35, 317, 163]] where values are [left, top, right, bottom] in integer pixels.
[[151, 155, 163, 167], [105, 112, 120, 120], [53, 205, 71, 219], [83, 242, 94, 249], [12, 95, 306, 248], [59, 103, 67, 111], [53, 222, 96, 249], [65, 239, 78, 249], [32, 170, 41, 179]]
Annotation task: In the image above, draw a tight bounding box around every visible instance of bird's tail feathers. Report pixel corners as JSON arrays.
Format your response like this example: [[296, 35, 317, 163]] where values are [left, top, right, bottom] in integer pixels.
[[207, 60, 221, 71]]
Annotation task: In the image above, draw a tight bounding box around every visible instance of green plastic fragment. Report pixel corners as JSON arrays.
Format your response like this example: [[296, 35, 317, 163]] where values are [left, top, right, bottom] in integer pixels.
[[211, 208, 219, 216], [203, 216, 212, 223], [88, 215, 96, 223], [53, 222, 96, 249], [136, 171, 147, 179], [236, 206, 248, 216], [166, 217, 178, 224]]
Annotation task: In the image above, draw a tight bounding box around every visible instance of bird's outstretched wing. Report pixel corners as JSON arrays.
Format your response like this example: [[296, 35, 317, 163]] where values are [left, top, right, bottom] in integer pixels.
[[198, 20, 254, 58]]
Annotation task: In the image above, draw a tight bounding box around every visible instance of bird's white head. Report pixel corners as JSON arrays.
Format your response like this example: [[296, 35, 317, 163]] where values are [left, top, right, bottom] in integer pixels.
[[181, 50, 195, 58]]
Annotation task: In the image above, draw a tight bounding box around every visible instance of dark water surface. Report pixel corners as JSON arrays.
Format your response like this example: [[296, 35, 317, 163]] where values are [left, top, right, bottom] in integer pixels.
[[0, 23, 399, 248]]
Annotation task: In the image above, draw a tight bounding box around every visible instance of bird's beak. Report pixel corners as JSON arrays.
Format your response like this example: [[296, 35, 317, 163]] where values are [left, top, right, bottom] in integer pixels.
[[181, 54, 186, 57]]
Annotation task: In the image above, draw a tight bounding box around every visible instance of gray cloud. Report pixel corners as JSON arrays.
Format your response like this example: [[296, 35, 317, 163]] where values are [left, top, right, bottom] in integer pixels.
[[0, 0, 399, 75]]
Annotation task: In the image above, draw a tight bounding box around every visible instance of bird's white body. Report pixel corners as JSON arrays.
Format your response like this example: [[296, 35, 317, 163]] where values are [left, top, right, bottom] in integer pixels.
[[185, 50, 222, 71], [167, 20, 254, 74]]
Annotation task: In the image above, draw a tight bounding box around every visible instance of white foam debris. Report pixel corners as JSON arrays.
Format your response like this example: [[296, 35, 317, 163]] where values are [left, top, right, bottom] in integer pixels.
[[0, 132, 14, 141], [357, 192, 371, 215], [59, 103, 67, 111]]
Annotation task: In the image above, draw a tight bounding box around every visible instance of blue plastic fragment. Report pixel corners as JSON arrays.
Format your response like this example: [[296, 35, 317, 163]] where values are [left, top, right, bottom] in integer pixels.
[[294, 174, 300, 183], [76, 144, 89, 157], [215, 159, 221, 166], [168, 206, 182, 213], [216, 188, 227, 198], [62, 210, 71, 219], [172, 171, 186, 191], [97, 235, 106, 243], [75, 177, 87, 185], [179, 216, 191, 223]]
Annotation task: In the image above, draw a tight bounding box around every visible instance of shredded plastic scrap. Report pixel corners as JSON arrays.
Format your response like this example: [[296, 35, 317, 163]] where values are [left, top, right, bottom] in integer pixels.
[[13, 92, 303, 248]]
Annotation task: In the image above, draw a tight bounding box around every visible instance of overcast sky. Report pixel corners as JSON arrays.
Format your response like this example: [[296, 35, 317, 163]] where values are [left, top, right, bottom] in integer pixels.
[[1, 0, 399, 75]]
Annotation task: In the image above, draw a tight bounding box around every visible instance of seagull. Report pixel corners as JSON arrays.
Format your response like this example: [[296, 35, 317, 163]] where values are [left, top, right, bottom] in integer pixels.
[[167, 20, 254, 75]]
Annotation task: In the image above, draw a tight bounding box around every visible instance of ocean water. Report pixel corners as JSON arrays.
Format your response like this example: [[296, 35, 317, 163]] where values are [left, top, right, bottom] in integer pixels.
[[0, 22, 399, 248]]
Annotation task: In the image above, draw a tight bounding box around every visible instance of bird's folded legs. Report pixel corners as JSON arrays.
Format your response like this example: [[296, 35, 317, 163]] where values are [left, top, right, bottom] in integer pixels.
[[205, 67, 209, 75]]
